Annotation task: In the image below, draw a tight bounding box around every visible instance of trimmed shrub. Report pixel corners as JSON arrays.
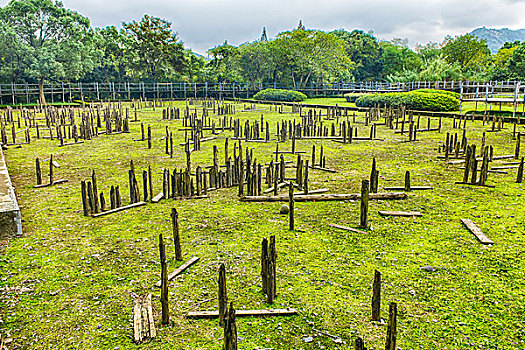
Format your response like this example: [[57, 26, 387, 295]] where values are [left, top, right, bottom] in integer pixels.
[[355, 90, 459, 112], [344, 93, 364, 102], [253, 89, 307, 102], [414, 89, 460, 99]]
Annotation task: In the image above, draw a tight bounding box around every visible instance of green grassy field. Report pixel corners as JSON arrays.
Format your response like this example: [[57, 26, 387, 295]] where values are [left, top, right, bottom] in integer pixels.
[[1, 100, 524, 349]]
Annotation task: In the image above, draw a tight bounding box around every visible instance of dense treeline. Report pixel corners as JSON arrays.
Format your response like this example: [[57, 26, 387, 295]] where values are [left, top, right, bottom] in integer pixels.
[[1, 0, 525, 100]]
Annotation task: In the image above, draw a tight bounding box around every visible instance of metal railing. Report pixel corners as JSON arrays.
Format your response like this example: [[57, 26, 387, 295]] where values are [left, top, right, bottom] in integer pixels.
[[0, 80, 524, 105]]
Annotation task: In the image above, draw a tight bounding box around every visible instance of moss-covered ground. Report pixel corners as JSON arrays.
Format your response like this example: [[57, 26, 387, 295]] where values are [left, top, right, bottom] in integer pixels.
[[1, 100, 524, 349]]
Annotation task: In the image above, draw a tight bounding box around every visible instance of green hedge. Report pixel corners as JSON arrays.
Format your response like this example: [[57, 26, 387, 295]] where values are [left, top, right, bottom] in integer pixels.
[[253, 89, 307, 102], [414, 89, 460, 99], [343, 93, 364, 102], [355, 90, 459, 112]]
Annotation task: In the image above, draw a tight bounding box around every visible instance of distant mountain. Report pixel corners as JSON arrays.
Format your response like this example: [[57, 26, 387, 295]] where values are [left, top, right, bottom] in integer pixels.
[[469, 27, 525, 53]]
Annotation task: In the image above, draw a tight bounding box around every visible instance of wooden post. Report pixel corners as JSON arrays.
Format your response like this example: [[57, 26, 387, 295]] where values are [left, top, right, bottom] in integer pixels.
[[355, 337, 365, 350], [360, 180, 369, 229], [92, 170, 99, 213], [289, 181, 294, 231], [147, 124, 152, 149], [372, 270, 381, 321], [171, 208, 183, 261], [110, 186, 116, 210], [81, 181, 90, 217], [261, 238, 268, 295], [517, 157, 524, 183], [238, 161, 244, 196], [148, 166, 153, 203], [370, 158, 378, 193], [516, 134, 521, 159], [116, 185, 121, 208], [404, 170, 411, 191], [261, 236, 276, 303], [36, 158, 42, 185], [49, 154, 54, 185], [218, 263, 228, 327], [304, 160, 309, 195], [159, 233, 169, 325], [385, 302, 397, 350], [99, 192, 106, 212], [223, 302, 238, 350]]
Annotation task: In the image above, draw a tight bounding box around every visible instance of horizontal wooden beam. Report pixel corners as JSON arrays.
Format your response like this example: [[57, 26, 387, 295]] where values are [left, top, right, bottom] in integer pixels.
[[33, 179, 68, 188], [382, 186, 432, 191], [379, 210, 422, 217], [91, 201, 146, 218], [328, 223, 368, 234], [187, 308, 298, 319], [461, 219, 494, 245], [155, 257, 199, 287], [240, 192, 407, 202]]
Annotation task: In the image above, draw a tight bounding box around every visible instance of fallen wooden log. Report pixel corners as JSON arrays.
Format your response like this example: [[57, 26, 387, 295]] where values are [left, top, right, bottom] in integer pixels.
[[91, 201, 146, 218], [187, 308, 298, 319], [58, 141, 84, 147], [172, 195, 210, 200], [240, 192, 407, 202], [133, 293, 156, 344], [461, 219, 494, 245], [154, 257, 199, 287], [179, 136, 216, 146], [491, 165, 519, 170], [383, 186, 432, 191], [294, 188, 329, 195], [455, 181, 495, 188], [379, 210, 422, 217], [309, 165, 337, 173], [151, 192, 164, 203], [33, 179, 68, 188], [328, 223, 368, 234]]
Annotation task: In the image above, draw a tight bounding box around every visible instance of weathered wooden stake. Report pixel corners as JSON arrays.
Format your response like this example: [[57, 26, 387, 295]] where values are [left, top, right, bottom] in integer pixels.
[[171, 208, 183, 261], [517, 157, 524, 183], [147, 124, 152, 149], [404, 171, 411, 191], [223, 302, 238, 350], [355, 337, 365, 350], [81, 181, 90, 216], [289, 181, 295, 230], [372, 270, 381, 321], [92, 170, 99, 213], [159, 233, 169, 325], [218, 263, 228, 327], [516, 134, 521, 159], [49, 154, 54, 185], [360, 180, 369, 229], [385, 302, 397, 350], [148, 165, 153, 203], [35, 158, 42, 185]]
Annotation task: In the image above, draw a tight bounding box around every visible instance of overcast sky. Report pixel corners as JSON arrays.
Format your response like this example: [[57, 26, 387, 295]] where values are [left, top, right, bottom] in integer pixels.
[[3, 0, 525, 55]]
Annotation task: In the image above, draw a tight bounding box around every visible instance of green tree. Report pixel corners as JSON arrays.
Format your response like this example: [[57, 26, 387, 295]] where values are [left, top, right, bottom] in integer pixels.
[[442, 34, 490, 71], [380, 41, 422, 79], [207, 41, 241, 82], [488, 42, 519, 80], [506, 42, 525, 79], [0, 0, 100, 103], [235, 41, 274, 84], [123, 15, 187, 80], [331, 29, 383, 81], [275, 28, 353, 88], [416, 42, 442, 62], [86, 26, 130, 83]]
